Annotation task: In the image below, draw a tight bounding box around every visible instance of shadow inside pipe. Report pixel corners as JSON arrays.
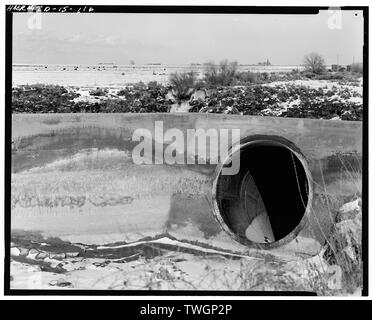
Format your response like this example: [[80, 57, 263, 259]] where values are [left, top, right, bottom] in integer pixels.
[[215, 138, 309, 246]]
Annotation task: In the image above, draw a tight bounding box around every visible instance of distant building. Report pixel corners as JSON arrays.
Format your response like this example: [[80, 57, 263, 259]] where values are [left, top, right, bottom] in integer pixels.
[[331, 64, 339, 72], [257, 59, 271, 66]]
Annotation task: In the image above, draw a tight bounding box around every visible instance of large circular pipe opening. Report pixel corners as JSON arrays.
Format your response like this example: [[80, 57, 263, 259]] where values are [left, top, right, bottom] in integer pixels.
[[212, 135, 312, 249]]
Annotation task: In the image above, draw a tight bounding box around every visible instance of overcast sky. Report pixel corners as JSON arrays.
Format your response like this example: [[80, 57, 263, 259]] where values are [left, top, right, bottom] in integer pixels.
[[12, 10, 364, 65]]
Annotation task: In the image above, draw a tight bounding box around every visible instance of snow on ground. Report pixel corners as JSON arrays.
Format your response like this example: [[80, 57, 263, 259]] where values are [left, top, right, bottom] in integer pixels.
[[10, 183, 362, 294], [264, 79, 362, 93], [10, 246, 332, 291], [259, 78, 363, 119]]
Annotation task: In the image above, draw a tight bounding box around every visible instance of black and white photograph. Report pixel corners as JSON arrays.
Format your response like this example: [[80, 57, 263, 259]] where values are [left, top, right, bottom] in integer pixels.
[[5, 4, 367, 297]]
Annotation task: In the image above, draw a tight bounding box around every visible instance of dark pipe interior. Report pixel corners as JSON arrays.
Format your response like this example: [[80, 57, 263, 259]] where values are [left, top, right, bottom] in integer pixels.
[[216, 143, 309, 243]]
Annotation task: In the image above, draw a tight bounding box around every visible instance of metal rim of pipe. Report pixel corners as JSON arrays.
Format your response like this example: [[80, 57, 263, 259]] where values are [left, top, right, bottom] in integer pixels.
[[211, 134, 313, 250]]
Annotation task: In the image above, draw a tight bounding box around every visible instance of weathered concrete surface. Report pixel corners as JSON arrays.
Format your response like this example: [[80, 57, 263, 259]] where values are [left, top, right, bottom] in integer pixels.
[[11, 113, 362, 256]]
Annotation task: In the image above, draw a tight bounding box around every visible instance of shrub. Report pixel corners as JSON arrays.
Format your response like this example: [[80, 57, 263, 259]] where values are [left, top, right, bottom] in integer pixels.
[[303, 52, 326, 74], [203, 59, 238, 87], [302, 71, 317, 79], [190, 84, 362, 120], [235, 71, 259, 85], [12, 83, 172, 114], [350, 62, 363, 74], [169, 72, 197, 101], [12, 82, 362, 120], [12, 84, 79, 113], [315, 72, 345, 81], [297, 71, 360, 84], [89, 88, 108, 96]]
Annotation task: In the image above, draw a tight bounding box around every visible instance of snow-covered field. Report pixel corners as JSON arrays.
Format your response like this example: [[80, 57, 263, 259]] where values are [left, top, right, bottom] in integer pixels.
[[12, 64, 304, 87]]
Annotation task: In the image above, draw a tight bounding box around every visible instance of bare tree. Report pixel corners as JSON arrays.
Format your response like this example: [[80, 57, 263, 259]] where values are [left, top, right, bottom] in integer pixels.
[[303, 53, 326, 74], [204, 59, 239, 86]]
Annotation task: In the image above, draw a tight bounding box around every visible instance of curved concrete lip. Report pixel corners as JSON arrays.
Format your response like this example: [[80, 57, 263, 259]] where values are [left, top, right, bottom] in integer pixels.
[[211, 134, 314, 250]]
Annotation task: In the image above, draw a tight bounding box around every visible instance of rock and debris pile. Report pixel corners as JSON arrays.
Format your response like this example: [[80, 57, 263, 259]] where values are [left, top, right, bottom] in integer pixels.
[[323, 197, 363, 293]]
